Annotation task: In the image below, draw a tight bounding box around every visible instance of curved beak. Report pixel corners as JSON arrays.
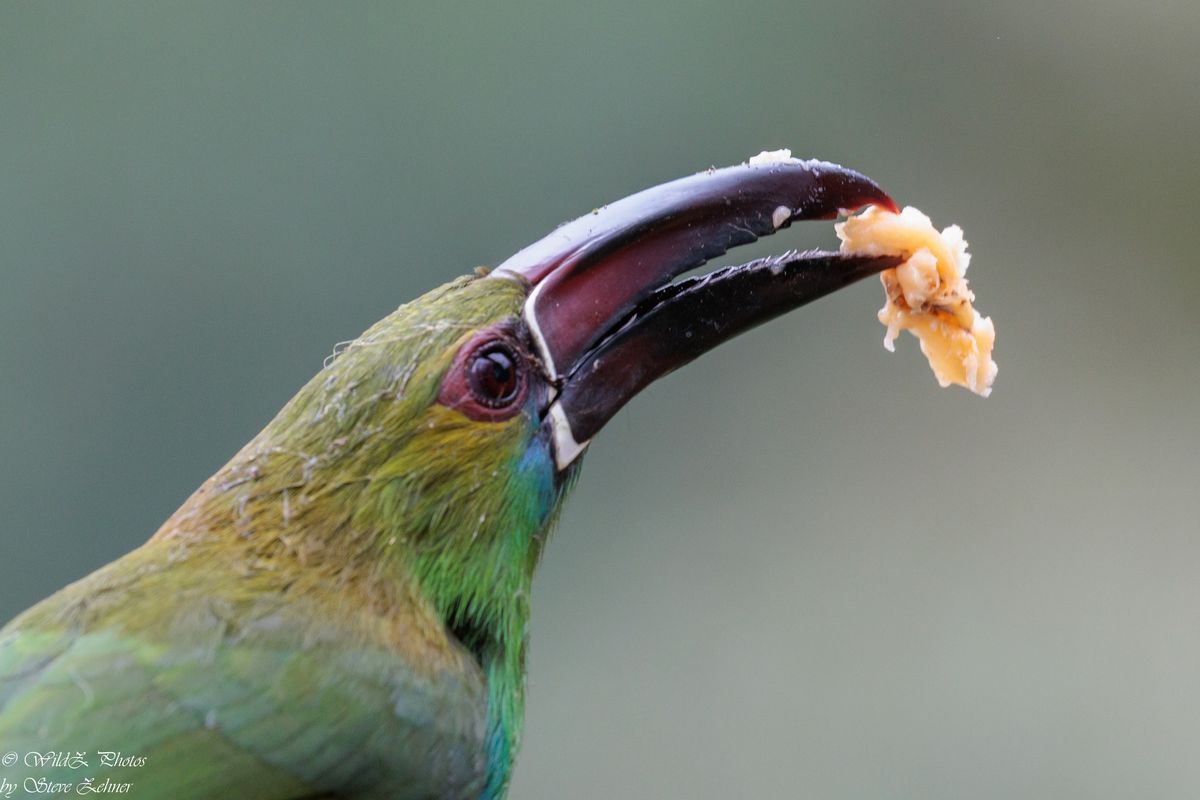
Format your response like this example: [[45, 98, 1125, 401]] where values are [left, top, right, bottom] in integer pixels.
[[495, 154, 900, 470]]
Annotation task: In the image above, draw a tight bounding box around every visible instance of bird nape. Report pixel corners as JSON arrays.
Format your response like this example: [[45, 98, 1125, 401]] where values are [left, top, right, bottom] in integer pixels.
[[0, 156, 900, 799]]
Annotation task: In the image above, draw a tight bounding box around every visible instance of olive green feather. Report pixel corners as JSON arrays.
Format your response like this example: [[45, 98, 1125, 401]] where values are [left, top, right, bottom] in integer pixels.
[[0, 273, 576, 798]]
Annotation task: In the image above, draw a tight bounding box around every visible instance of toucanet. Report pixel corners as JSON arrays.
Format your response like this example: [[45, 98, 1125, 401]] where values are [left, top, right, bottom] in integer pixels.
[[0, 156, 899, 798]]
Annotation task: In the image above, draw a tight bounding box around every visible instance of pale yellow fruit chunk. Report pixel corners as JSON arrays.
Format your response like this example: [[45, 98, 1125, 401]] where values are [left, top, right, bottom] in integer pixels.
[[836, 205, 997, 396]]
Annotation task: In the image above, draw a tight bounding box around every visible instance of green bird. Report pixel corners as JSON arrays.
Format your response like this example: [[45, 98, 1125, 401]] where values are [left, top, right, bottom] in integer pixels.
[[0, 156, 899, 798]]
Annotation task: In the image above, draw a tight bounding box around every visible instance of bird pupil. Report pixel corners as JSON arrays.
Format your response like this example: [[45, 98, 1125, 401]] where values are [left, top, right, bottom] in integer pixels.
[[468, 345, 519, 407], [491, 354, 510, 380]]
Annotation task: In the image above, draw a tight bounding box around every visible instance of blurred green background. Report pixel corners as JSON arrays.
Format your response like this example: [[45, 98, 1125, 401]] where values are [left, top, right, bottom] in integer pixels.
[[2, 1, 1198, 797]]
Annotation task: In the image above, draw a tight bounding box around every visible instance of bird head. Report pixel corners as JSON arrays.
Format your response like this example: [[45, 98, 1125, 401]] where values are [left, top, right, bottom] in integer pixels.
[[163, 155, 898, 639]]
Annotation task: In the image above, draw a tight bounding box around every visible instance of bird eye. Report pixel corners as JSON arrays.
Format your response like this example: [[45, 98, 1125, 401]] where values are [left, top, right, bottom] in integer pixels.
[[467, 343, 520, 408], [437, 326, 530, 422]]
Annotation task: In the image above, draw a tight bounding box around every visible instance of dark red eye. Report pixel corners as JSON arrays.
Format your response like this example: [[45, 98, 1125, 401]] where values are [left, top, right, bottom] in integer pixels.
[[467, 343, 520, 408], [437, 327, 530, 422]]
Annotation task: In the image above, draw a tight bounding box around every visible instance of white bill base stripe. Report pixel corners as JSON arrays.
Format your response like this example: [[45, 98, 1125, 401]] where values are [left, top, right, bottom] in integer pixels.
[[548, 402, 588, 470]]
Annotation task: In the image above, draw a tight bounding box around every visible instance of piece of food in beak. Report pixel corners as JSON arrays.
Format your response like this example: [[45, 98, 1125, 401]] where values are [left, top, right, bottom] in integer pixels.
[[836, 205, 998, 396]]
